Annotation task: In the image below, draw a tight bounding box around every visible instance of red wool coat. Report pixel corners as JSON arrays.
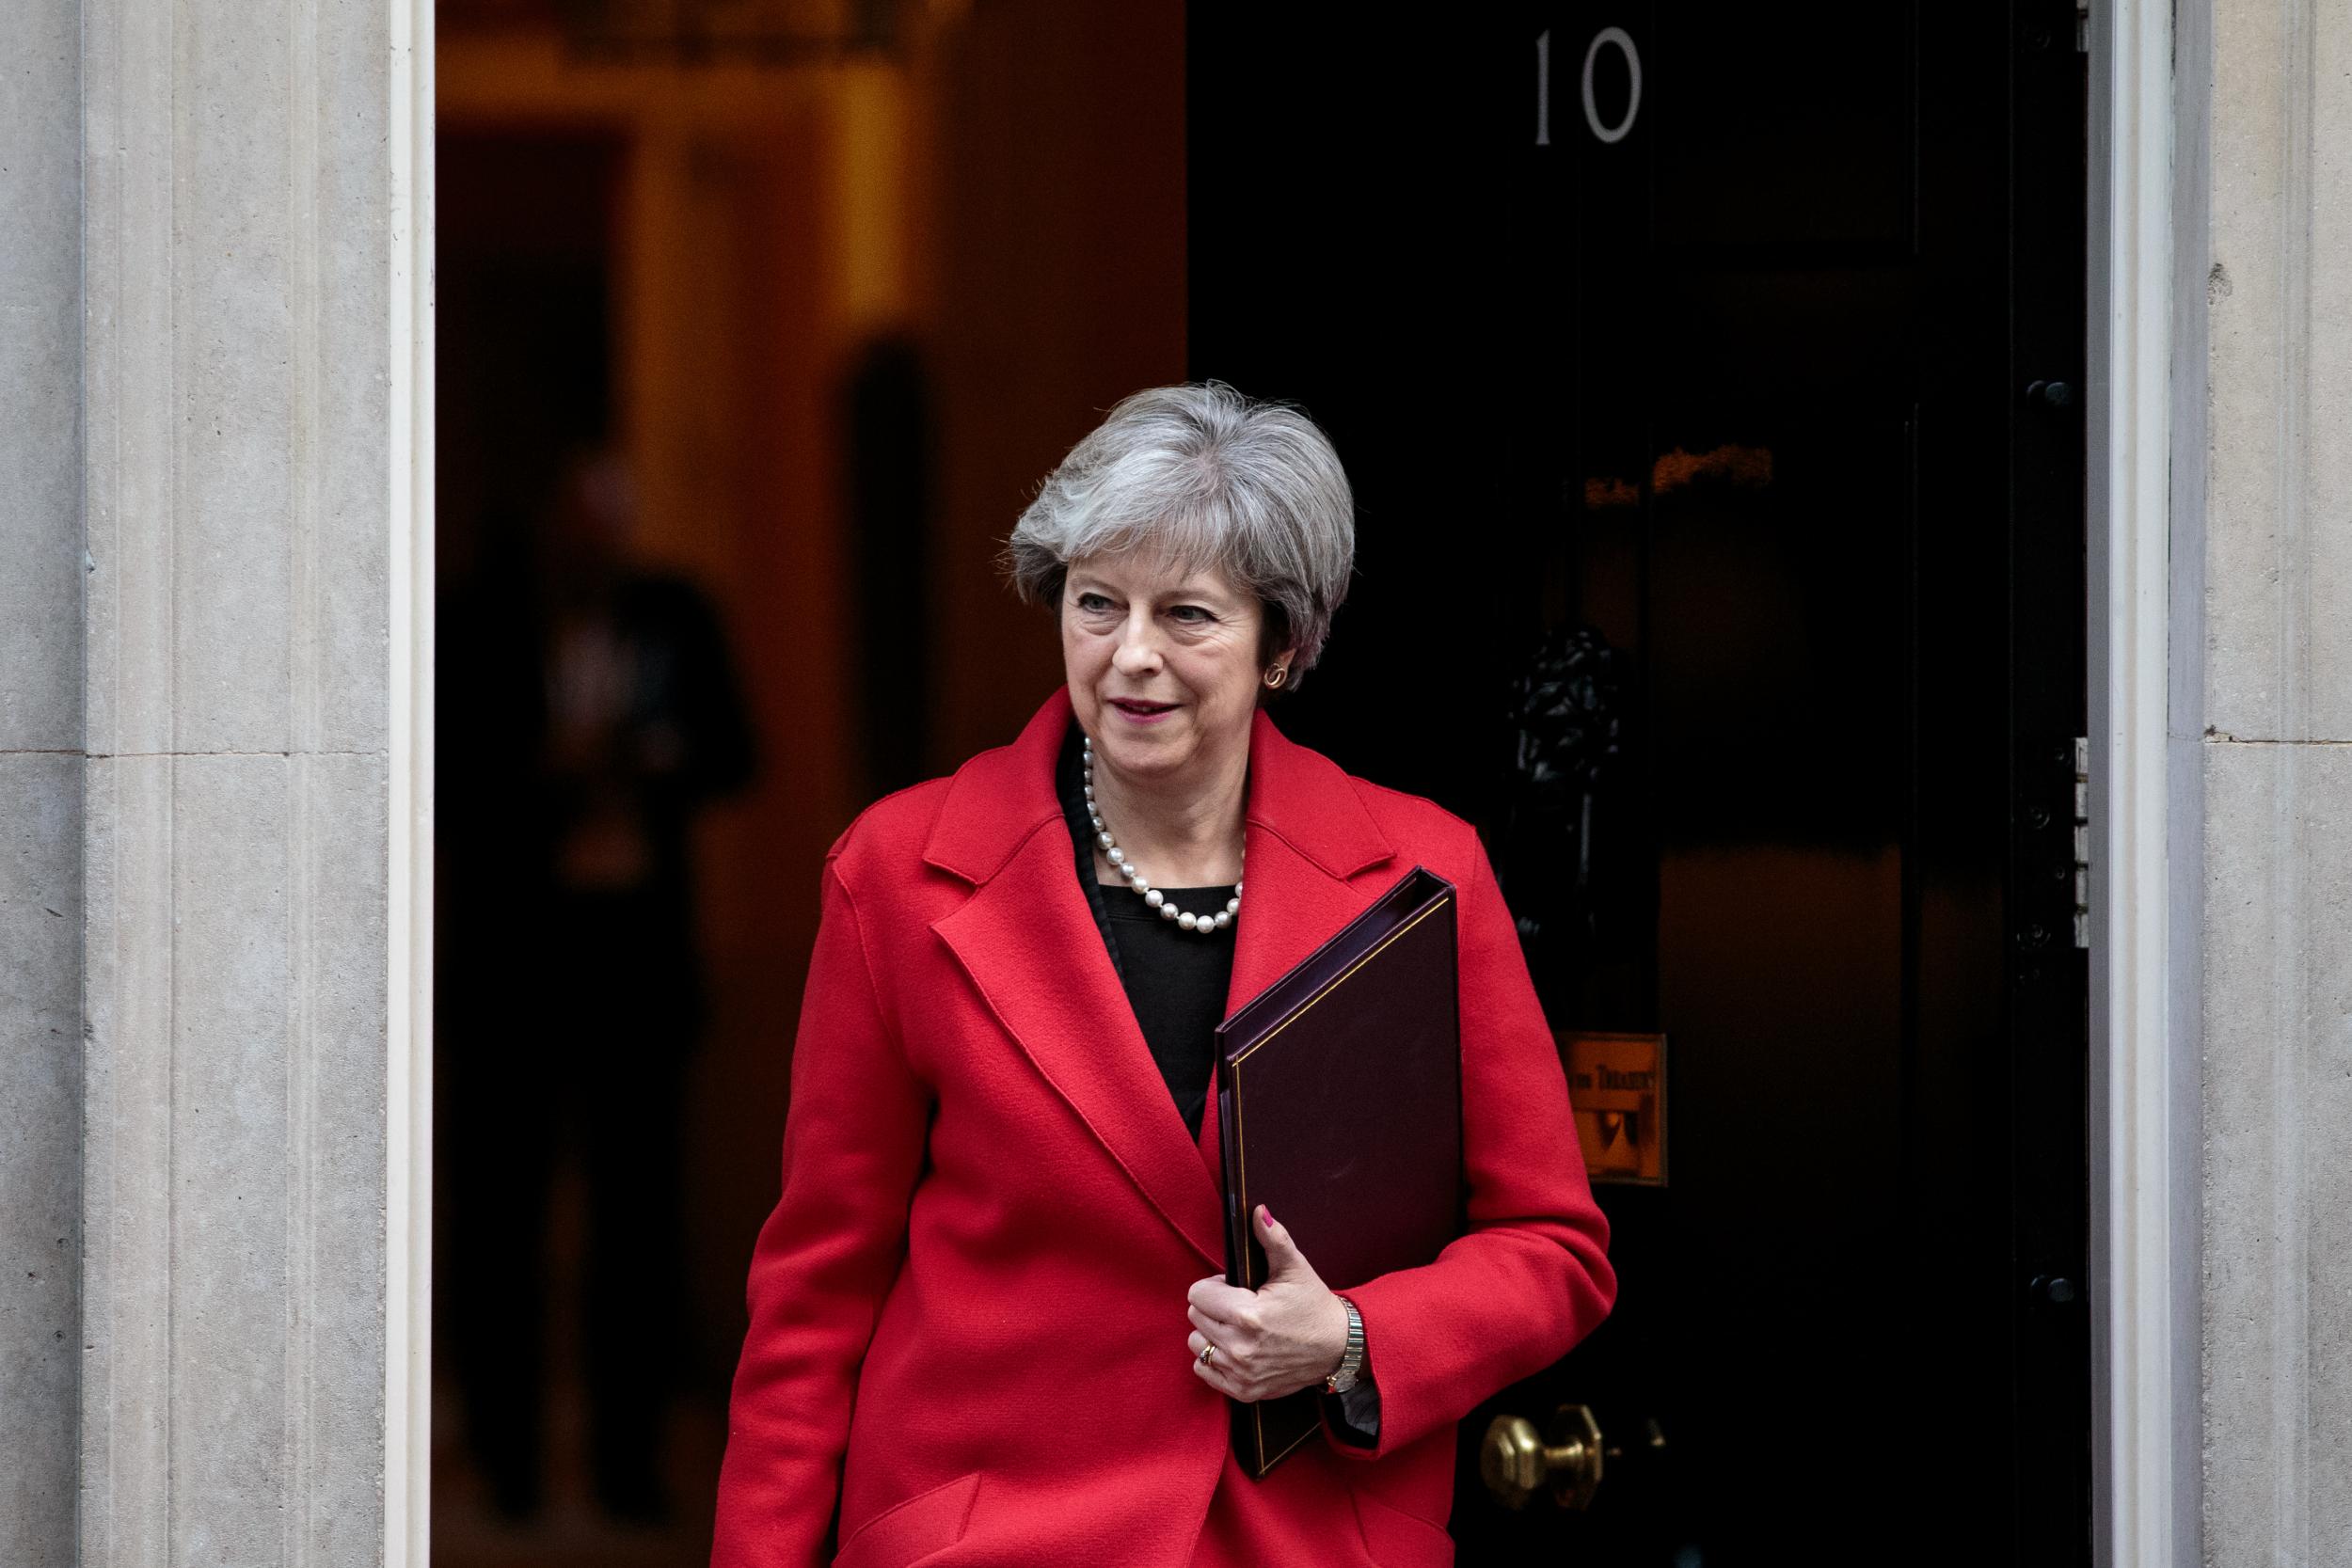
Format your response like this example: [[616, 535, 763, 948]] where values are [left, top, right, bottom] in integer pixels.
[[712, 687, 1614, 1568]]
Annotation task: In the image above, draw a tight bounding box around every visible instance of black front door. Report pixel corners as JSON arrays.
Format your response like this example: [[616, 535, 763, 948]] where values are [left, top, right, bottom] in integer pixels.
[[1190, 4, 2090, 1563]]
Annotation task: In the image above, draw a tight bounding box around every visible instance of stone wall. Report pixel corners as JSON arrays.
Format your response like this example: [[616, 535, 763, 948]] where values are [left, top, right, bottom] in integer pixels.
[[2198, 0, 2352, 1560], [77, 0, 408, 1559], [0, 1, 420, 1563], [0, 2, 87, 1562]]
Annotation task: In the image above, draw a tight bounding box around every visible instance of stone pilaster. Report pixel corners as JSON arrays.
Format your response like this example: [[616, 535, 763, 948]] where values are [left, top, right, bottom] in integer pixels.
[[2198, 0, 2352, 1560], [68, 0, 430, 1563]]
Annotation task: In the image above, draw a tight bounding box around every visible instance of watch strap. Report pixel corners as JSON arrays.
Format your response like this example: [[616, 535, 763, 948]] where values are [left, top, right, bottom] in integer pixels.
[[1325, 1294, 1366, 1394]]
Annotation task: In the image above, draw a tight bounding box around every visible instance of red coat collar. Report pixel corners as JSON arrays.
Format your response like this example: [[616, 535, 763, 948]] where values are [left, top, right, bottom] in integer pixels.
[[921, 685, 1401, 1271]]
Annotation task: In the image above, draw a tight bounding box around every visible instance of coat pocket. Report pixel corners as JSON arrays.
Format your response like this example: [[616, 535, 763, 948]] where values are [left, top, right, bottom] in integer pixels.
[[832, 1470, 983, 1568], [1350, 1486, 1454, 1568]]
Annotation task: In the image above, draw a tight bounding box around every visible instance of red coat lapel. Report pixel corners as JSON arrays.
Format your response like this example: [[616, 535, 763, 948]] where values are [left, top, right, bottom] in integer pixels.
[[925, 686, 1398, 1272]]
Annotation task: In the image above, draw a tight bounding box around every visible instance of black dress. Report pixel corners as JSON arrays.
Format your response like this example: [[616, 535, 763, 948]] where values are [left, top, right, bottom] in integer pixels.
[[1055, 723, 1382, 1445]]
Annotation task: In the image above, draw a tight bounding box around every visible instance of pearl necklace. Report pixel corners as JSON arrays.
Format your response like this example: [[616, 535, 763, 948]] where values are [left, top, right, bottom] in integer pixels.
[[1081, 734, 1243, 935]]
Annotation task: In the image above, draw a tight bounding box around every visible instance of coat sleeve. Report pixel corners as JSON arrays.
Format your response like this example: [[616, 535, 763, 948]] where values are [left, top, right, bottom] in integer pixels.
[[1319, 1354, 1382, 1447], [711, 855, 933, 1566], [1318, 830, 1615, 1462]]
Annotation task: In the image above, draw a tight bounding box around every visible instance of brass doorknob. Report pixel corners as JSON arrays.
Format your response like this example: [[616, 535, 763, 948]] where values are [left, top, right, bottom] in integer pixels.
[[1480, 1402, 1604, 1512]]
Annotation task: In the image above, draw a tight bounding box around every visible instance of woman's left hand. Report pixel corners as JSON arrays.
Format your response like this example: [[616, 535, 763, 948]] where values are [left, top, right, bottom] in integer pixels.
[[1186, 1204, 1351, 1402]]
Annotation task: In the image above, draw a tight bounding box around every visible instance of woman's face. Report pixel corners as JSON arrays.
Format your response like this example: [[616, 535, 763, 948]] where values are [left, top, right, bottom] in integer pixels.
[[1060, 548, 1273, 789]]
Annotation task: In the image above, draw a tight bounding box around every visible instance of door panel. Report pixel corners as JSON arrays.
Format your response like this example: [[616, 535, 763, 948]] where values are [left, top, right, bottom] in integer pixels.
[[1190, 2, 2088, 1563]]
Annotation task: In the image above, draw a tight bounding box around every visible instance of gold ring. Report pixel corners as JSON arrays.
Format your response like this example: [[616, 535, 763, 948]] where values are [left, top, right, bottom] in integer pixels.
[[1198, 1342, 1218, 1367]]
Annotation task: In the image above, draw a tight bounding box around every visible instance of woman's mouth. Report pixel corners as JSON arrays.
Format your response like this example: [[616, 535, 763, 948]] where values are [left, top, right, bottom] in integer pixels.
[[1107, 698, 1179, 723]]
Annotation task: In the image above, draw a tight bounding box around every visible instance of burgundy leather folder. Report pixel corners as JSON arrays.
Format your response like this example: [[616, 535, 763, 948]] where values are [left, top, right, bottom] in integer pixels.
[[1214, 864, 1464, 1478]]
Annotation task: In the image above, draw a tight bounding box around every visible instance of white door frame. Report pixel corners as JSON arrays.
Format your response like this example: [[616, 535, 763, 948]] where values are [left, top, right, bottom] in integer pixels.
[[2088, 0, 2201, 1562], [389, 0, 437, 1562]]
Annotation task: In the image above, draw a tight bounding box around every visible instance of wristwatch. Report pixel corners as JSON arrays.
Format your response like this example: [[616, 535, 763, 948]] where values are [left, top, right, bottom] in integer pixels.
[[1325, 1294, 1366, 1395]]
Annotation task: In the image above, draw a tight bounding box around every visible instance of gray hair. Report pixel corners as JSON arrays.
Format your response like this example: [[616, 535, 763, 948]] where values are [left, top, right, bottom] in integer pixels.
[[999, 382, 1356, 690]]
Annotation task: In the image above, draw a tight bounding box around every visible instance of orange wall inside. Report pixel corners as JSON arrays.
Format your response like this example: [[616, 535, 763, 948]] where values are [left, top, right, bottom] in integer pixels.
[[437, 1, 1185, 1380]]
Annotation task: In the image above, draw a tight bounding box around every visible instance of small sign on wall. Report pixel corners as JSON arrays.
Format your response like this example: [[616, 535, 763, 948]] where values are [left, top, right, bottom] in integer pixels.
[[1561, 1032, 1667, 1187]]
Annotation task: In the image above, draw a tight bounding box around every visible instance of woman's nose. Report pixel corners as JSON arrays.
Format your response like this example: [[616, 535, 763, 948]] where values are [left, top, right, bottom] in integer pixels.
[[1112, 615, 1163, 673]]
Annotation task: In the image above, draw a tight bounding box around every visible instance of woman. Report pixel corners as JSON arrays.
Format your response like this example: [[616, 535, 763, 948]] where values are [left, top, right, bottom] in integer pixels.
[[712, 384, 1614, 1568]]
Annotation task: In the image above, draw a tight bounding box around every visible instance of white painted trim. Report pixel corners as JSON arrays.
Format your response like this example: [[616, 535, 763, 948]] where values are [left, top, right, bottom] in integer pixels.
[[2087, 0, 2199, 1562], [387, 0, 437, 1561]]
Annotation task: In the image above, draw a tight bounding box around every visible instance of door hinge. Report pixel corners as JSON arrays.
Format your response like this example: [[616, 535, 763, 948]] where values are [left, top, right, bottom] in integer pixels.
[[2073, 736, 2090, 947]]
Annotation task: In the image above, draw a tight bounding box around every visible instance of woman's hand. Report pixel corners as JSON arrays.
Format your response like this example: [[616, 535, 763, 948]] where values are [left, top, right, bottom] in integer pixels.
[[1185, 1204, 1351, 1402]]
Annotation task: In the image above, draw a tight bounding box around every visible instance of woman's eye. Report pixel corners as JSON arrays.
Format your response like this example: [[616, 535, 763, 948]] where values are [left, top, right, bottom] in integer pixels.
[[1076, 593, 1113, 612], [1170, 606, 1211, 623]]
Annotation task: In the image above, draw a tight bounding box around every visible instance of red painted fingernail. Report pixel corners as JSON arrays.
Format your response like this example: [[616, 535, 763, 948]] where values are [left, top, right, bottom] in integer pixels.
[[1261, 1207, 1275, 1227]]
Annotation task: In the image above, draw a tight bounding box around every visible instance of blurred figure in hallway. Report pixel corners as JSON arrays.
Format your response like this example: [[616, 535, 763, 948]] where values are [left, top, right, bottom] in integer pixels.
[[438, 446, 757, 1527]]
